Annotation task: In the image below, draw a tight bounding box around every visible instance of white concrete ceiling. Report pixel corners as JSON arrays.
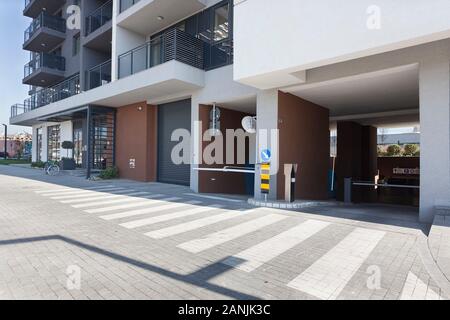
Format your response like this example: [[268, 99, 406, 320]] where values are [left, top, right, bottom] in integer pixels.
[[217, 96, 257, 115], [285, 64, 419, 118], [117, 0, 206, 36]]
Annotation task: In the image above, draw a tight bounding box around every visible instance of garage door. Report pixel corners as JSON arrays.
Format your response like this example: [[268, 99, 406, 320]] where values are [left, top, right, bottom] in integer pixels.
[[157, 99, 192, 186]]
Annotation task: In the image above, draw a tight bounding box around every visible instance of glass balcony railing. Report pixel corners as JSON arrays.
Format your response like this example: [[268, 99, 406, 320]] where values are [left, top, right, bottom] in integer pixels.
[[87, 60, 112, 90], [24, 12, 66, 43], [119, 0, 141, 13], [118, 28, 205, 79], [24, 53, 65, 78], [85, 0, 113, 36]]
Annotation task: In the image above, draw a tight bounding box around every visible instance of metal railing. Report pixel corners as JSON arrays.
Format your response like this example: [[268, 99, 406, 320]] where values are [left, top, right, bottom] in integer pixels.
[[24, 53, 65, 78], [11, 74, 80, 118], [343, 178, 420, 203], [24, 12, 66, 43], [119, 0, 141, 13], [11, 104, 31, 118], [87, 60, 112, 90], [24, 0, 32, 9], [85, 0, 113, 36], [118, 28, 205, 79]]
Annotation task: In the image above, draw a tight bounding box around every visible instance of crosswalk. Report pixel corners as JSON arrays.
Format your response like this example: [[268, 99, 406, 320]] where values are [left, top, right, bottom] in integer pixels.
[[35, 184, 432, 300]]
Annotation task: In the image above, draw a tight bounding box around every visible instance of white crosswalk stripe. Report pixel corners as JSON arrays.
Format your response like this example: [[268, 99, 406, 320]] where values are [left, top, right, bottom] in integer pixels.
[[57, 190, 143, 204], [35, 185, 116, 194], [287, 227, 385, 300], [145, 210, 253, 239], [85, 197, 181, 214], [222, 219, 330, 272], [119, 205, 224, 229], [49, 189, 129, 200], [178, 214, 287, 253], [71, 194, 164, 208], [400, 272, 442, 300], [100, 200, 202, 221], [41, 187, 124, 197]]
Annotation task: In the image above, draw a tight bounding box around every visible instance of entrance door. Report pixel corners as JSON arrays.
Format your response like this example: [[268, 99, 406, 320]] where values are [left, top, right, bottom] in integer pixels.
[[157, 99, 191, 186], [73, 120, 85, 168]]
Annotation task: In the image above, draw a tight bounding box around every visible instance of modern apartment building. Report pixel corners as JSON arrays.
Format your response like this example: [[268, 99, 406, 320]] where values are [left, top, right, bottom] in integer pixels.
[[10, 0, 450, 223]]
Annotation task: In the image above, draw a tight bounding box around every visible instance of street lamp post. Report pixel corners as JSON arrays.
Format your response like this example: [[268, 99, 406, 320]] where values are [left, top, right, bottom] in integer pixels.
[[2, 124, 7, 160]]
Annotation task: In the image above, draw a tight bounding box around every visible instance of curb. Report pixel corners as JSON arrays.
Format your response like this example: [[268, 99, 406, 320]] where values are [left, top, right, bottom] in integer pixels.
[[417, 230, 450, 298], [248, 198, 332, 210]]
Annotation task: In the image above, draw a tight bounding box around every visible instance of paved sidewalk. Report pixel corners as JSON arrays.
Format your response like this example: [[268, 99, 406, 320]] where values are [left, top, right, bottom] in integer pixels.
[[429, 214, 450, 282], [0, 165, 447, 300]]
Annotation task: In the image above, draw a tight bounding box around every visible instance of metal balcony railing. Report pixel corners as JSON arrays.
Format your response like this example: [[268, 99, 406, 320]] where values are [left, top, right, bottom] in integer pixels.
[[85, 0, 113, 36], [87, 60, 112, 90], [119, 0, 141, 13], [24, 53, 65, 78], [24, 12, 66, 43], [118, 28, 205, 79], [24, 0, 32, 9], [11, 104, 32, 118], [11, 74, 80, 118]]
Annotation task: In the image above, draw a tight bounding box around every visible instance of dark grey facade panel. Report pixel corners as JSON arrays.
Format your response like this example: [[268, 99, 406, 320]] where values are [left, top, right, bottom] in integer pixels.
[[157, 99, 192, 186]]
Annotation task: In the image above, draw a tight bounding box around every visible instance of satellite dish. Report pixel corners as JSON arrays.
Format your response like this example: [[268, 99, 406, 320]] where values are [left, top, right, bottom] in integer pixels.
[[242, 116, 257, 134]]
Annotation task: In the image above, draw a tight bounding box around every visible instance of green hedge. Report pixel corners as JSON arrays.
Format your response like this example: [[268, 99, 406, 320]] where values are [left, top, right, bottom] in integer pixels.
[[99, 167, 119, 180]]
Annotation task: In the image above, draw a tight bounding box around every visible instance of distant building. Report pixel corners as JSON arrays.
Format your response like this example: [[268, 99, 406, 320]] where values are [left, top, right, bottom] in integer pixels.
[[378, 133, 420, 146], [0, 133, 32, 158]]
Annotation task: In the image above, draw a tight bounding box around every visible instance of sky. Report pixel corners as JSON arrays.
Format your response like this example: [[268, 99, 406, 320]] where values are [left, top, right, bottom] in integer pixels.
[[0, 1, 31, 135]]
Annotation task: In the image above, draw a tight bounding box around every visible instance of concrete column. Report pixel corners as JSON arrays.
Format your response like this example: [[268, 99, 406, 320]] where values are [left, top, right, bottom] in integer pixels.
[[254, 89, 279, 200], [190, 98, 201, 193], [31, 126, 38, 163], [419, 56, 450, 223]]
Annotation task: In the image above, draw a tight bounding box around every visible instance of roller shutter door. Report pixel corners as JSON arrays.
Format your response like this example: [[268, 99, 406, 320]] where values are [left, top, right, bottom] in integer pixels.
[[157, 99, 191, 186]]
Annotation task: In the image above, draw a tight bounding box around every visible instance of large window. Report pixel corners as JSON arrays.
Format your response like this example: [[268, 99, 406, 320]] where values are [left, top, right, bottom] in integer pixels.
[[36, 127, 43, 162], [47, 125, 61, 161], [213, 4, 230, 42], [150, 0, 233, 70]]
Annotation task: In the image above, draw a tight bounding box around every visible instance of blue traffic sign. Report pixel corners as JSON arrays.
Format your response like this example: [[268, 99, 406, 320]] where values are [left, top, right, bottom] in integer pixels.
[[261, 149, 272, 162]]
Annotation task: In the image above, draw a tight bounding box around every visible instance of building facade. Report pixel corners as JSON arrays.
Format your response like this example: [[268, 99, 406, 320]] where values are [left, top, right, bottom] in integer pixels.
[[10, 0, 450, 223]]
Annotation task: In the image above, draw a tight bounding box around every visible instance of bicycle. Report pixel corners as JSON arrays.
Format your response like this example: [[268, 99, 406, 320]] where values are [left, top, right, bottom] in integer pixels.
[[44, 160, 60, 176]]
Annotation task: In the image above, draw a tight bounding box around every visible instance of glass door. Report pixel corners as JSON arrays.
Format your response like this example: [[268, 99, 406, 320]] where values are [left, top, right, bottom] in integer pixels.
[[73, 126, 83, 168]]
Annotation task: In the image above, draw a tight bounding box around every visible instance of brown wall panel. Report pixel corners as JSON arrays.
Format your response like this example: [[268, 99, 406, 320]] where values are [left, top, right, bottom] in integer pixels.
[[198, 105, 253, 195], [116, 102, 157, 182], [277, 92, 330, 200]]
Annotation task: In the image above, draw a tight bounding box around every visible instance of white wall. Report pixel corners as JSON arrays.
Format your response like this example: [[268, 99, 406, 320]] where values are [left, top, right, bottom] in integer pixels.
[[60, 121, 74, 159], [234, 0, 450, 89], [254, 89, 279, 200], [419, 54, 450, 223]]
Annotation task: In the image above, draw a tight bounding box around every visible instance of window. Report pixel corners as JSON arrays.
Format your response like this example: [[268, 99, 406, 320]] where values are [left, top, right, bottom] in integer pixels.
[[47, 125, 61, 161], [36, 128, 43, 162], [213, 4, 230, 42], [72, 34, 80, 56]]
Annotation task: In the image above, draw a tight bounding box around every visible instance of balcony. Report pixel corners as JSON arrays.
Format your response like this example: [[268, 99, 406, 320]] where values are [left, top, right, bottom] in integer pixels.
[[23, 53, 65, 86], [86, 60, 112, 90], [118, 28, 204, 78], [117, 0, 207, 36], [119, 0, 141, 13], [11, 74, 81, 119], [85, 0, 113, 37], [24, 12, 66, 52], [24, 0, 66, 19]]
